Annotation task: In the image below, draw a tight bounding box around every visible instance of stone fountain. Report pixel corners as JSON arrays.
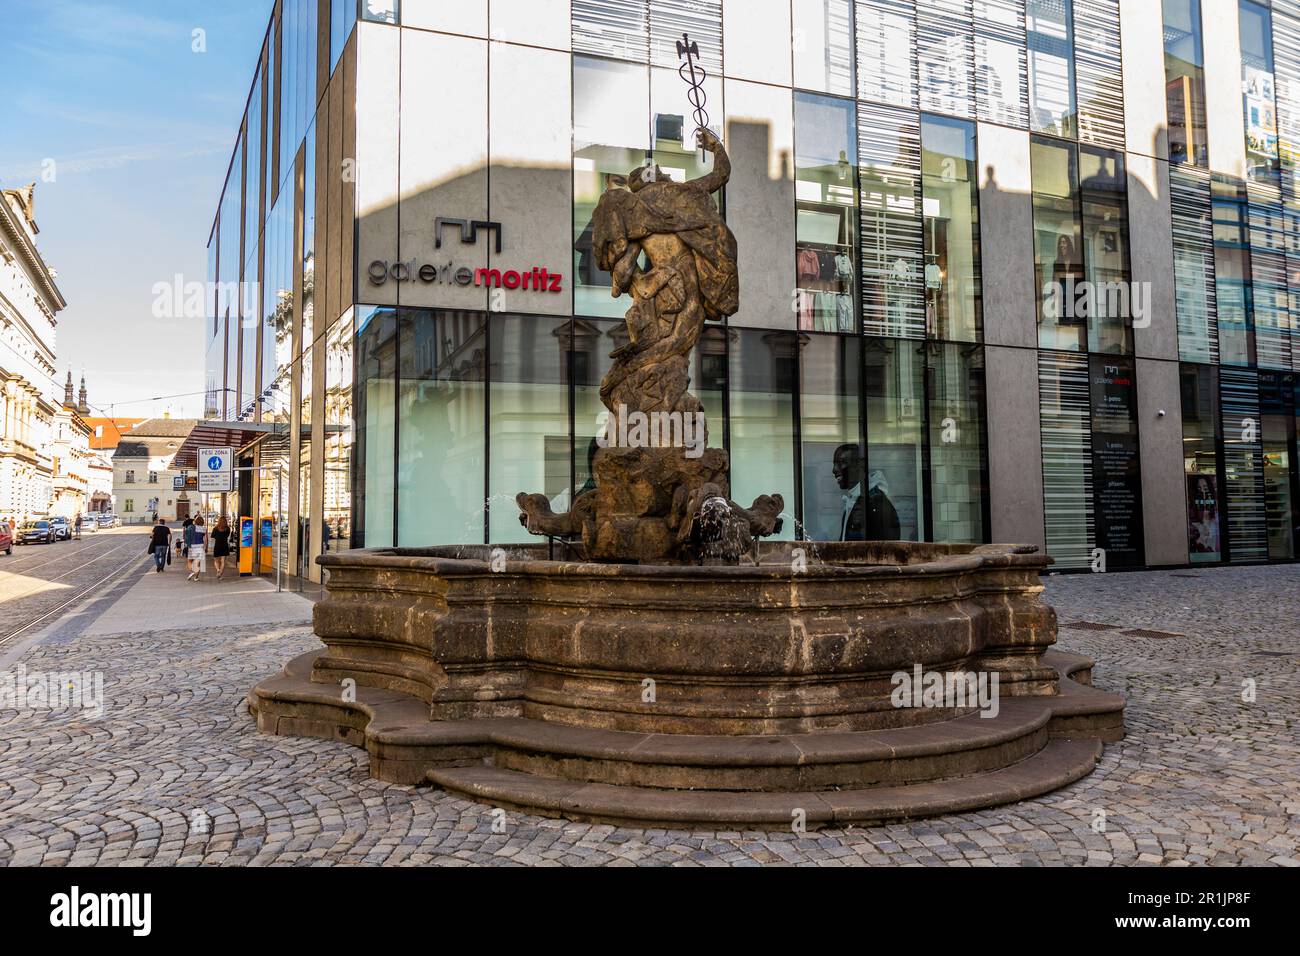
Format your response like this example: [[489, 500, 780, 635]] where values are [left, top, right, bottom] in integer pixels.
[[250, 130, 1123, 829]]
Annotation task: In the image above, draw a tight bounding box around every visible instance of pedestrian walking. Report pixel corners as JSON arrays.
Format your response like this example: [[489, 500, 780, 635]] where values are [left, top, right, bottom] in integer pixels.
[[211, 516, 231, 580], [148, 517, 171, 573], [73, 513, 82, 540], [187, 516, 208, 581], [181, 516, 194, 558]]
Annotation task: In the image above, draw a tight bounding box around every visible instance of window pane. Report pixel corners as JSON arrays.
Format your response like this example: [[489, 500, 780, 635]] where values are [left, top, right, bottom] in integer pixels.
[[1260, 370, 1296, 559], [1080, 146, 1132, 354], [1163, 0, 1209, 167], [1074, 0, 1125, 150], [1220, 367, 1268, 561], [1181, 363, 1224, 562], [975, 0, 1028, 127], [1039, 350, 1093, 568], [399, 311, 487, 546], [1032, 135, 1085, 351], [928, 342, 988, 543], [793, 0, 856, 95], [864, 337, 924, 541], [1171, 166, 1219, 362], [727, 328, 797, 540], [917, 0, 975, 118], [1212, 176, 1255, 366], [1240, 0, 1280, 186], [859, 103, 925, 339], [856, 0, 918, 109], [800, 334, 862, 541], [1027, 0, 1077, 138], [573, 57, 649, 319], [795, 93, 859, 334], [331, 0, 356, 69], [354, 307, 397, 547], [361, 0, 400, 24], [323, 311, 354, 551], [921, 114, 982, 343], [1250, 196, 1292, 369], [488, 315, 570, 544], [650, 0, 722, 72], [574, 0, 650, 61]]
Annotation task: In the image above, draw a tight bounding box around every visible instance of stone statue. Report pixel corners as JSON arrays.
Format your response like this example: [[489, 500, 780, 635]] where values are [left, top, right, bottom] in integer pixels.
[[518, 129, 783, 564]]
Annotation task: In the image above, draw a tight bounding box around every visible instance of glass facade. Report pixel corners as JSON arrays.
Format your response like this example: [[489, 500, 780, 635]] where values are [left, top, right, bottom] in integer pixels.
[[206, 0, 1300, 579], [920, 114, 981, 343], [1164, 0, 1210, 168], [795, 92, 859, 334]]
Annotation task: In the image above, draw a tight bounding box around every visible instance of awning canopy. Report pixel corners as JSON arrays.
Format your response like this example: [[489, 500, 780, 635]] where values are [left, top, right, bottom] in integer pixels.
[[171, 421, 284, 470]]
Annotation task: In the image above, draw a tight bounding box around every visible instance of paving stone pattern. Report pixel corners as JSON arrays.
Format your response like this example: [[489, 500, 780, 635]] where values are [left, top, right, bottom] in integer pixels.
[[0, 565, 1296, 866]]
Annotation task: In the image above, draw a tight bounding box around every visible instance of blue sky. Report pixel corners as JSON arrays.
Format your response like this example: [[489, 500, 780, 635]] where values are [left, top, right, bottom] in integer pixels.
[[1, 0, 271, 419]]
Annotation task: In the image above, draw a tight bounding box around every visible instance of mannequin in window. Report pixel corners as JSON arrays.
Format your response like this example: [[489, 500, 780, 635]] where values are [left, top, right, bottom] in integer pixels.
[[831, 444, 901, 542], [1052, 234, 1085, 327]]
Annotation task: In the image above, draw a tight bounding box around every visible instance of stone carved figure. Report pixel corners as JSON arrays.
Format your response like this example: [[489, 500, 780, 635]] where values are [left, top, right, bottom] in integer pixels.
[[517, 129, 783, 564]]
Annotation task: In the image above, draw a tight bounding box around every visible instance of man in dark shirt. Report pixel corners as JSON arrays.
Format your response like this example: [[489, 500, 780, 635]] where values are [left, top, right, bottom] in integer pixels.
[[831, 444, 901, 542], [149, 518, 171, 573]]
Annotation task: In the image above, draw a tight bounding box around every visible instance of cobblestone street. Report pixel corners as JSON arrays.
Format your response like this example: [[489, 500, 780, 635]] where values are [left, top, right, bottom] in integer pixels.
[[0, 562, 1297, 866]]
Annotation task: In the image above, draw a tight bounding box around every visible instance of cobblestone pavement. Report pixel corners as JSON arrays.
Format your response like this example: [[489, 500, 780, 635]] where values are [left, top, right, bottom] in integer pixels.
[[0, 564, 1297, 866]]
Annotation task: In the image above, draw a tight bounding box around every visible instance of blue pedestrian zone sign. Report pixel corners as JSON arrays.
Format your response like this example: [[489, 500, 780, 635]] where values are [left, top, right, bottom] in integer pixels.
[[198, 446, 234, 493]]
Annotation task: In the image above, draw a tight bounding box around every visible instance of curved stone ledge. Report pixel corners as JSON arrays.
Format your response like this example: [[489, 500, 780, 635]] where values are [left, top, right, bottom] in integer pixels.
[[308, 541, 1060, 734]]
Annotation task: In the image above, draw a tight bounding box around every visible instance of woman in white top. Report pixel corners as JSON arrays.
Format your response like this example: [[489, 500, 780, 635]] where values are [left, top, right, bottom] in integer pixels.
[[187, 516, 208, 581]]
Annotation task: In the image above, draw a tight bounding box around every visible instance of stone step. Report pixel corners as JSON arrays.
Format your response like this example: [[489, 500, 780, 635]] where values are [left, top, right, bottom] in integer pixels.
[[251, 649, 1123, 791], [485, 699, 1054, 791], [426, 738, 1104, 829]]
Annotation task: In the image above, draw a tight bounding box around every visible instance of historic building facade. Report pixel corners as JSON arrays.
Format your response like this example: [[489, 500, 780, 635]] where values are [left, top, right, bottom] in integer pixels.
[[49, 372, 93, 519], [204, 0, 1300, 581], [0, 183, 64, 521], [112, 417, 198, 523]]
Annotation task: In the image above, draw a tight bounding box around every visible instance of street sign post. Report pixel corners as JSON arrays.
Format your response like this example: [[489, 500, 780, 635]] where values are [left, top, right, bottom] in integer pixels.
[[198, 447, 234, 493]]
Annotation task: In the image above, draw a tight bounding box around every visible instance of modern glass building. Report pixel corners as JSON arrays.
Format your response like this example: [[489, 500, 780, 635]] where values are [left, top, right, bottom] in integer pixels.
[[196, 0, 1300, 584]]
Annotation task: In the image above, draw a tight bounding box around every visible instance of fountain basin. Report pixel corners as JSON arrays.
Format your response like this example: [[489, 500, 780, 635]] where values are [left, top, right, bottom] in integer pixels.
[[250, 541, 1123, 827], [297, 541, 1057, 734]]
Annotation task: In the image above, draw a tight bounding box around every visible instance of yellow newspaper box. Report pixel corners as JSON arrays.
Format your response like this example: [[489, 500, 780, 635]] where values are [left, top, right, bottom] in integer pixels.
[[238, 516, 254, 576], [259, 516, 275, 571]]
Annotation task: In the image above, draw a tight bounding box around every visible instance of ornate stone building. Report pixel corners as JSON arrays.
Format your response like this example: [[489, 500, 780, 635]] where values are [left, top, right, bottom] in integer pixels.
[[111, 417, 198, 523], [49, 371, 92, 519], [0, 183, 64, 521]]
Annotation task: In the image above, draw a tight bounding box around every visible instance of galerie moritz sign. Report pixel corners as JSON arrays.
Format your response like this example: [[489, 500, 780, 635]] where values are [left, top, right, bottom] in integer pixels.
[[368, 216, 564, 293]]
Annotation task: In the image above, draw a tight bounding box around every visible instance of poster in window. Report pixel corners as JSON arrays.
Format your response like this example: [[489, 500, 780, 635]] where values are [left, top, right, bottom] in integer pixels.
[[1187, 473, 1222, 561]]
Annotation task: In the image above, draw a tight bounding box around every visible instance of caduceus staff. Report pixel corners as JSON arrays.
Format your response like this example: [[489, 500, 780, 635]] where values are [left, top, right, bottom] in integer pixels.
[[675, 32, 711, 162]]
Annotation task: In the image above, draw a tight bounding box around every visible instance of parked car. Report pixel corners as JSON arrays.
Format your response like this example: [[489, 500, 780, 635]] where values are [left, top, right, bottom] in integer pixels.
[[0, 524, 11, 555], [78, 515, 97, 533], [50, 517, 71, 540], [18, 520, 55, 545], [96, 513, 118, 528]]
